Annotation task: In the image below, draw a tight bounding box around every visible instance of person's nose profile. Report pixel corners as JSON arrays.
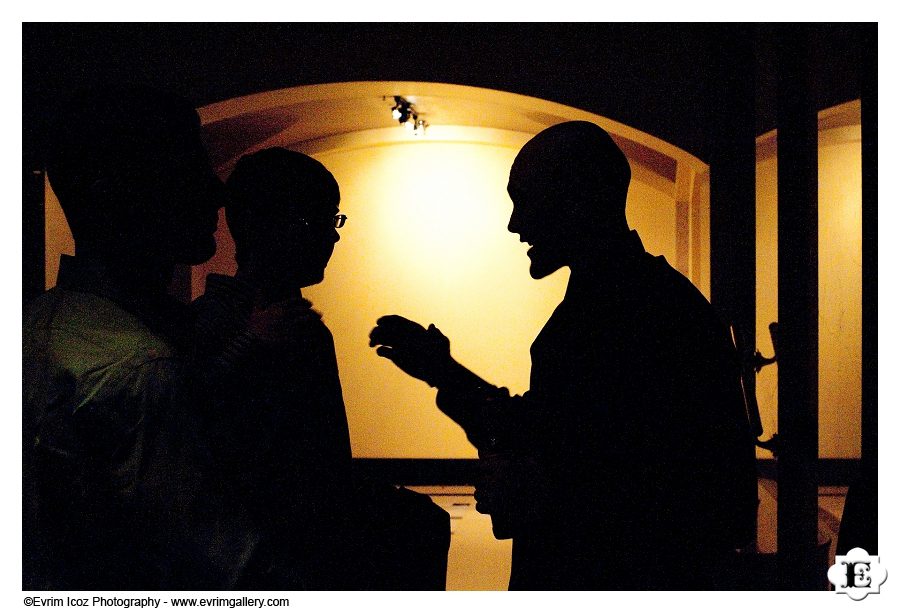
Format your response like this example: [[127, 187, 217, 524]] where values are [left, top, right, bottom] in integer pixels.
[[507, 209, 520, 236]]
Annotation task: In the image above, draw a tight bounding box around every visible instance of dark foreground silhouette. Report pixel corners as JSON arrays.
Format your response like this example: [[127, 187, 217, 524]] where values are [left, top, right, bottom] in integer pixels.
[[23, 90, 448, 590], [371, 121, 759, 589], [194, 147, 449, 589], [23, 85, 231, 589]]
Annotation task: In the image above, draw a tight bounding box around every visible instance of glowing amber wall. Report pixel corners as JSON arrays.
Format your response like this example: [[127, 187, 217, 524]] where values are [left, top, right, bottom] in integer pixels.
[[40, 139, 687, 459], [42, 122, 860, 460], [44, 182, 74, 287], [755, 154, 779, 446], [755, 119, 862, 459], [311, 143, 554, 458], [193, 140, 679, 458]]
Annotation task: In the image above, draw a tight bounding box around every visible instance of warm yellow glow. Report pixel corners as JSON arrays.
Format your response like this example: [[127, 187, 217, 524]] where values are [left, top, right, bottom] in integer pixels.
[[45, 78, 710, 460], [755, 103, 862, 459], [817, 127, 862, 459], [197, 81, 709, 177], [311, 142, 560, 458], [691, 171, 712, 300], [40, 89, 863, 462], [191, 138, 682, 458], [44, 179, 74, 288], [755, 153, 779, 453], [42, 135, 691, 459], [299, 142, 681, 458], [629, 175, 677, 267]]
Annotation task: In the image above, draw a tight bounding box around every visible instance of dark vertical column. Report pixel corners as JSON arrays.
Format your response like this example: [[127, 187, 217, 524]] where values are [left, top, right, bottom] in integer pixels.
[[837, 21, 877, 561], [775, 25, 820, 589], [23, 166, 46, 304], [860, 22, 878, 547], [709, 25, 757, 399]]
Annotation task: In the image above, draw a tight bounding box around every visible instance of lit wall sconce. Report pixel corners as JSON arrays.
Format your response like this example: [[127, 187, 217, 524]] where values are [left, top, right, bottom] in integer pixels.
[[389, 95, 428, 136]]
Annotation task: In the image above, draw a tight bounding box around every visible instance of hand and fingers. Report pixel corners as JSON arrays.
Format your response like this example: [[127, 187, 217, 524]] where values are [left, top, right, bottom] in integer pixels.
[[368, 315, 429, 349], [369, 315, 451, 385]]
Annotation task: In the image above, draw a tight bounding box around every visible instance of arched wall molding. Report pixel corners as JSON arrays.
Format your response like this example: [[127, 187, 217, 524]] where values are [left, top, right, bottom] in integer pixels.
[[756, 99, 861, 160], [199, 81, 711, 287], [198, 81, 709, 179]]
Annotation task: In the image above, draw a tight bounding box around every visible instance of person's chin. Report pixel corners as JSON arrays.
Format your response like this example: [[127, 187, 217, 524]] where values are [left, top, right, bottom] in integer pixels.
[[528, 253, 564, 279], [299, 269, 326, 288], [302, 253, 333, 286]]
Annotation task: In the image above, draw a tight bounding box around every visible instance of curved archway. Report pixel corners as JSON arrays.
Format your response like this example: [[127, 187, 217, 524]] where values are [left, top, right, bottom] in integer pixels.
[[199, 82, 708, 168], [194, 82, 712, 459]]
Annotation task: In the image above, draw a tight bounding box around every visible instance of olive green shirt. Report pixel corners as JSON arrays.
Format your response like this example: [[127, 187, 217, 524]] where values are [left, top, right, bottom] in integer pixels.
[[23, 255, 255, 590]]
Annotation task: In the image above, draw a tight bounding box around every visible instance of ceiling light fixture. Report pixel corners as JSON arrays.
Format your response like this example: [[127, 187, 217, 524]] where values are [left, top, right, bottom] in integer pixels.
[[389, 95, 428, 136]]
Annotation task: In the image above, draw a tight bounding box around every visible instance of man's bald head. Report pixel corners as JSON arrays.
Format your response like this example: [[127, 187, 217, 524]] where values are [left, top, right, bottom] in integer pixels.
[[510, 121, 631, 222], [506, 122, 634, 278]]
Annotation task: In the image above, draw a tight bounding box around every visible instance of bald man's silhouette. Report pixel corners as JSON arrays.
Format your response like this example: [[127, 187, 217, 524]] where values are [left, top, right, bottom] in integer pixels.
[[371, 121, 758, 589]]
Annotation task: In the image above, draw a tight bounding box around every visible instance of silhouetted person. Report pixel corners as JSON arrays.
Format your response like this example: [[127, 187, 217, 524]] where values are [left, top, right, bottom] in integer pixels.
[[193, 147, 449, 589], [370, 121, 758, 589], [22, 85, 244, 589]]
